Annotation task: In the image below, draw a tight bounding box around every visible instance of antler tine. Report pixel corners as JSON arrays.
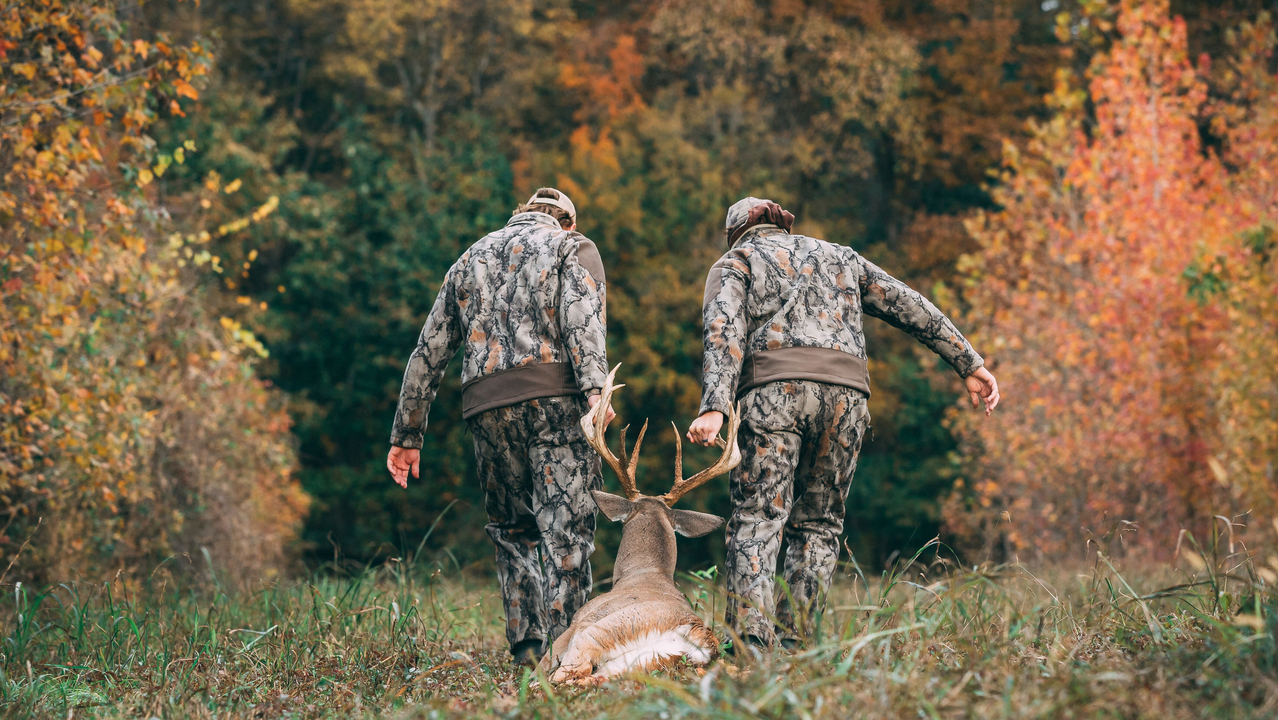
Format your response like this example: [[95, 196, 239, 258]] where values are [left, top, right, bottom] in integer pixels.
[[671, 422, 683, 487], [627, 420, 648, 482], [661, 403, 743, 506], [579, 364, 640, 500]]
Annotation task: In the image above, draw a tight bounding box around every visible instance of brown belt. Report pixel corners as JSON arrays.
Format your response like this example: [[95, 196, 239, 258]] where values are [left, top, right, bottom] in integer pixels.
[[461, 362, 580, 419], [737, 347, 870, 398]]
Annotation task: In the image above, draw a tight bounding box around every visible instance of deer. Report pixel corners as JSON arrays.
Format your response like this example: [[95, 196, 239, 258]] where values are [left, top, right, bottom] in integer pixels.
[[540, 365, 743, 686]]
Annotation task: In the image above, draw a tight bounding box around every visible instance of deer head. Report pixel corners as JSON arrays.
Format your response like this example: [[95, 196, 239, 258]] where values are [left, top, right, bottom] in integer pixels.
[[579, 365, 742, 582]]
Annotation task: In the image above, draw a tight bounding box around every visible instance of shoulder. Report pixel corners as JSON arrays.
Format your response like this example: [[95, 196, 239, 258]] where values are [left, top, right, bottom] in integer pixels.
[[712, 246, 755, 272], [566, 232, 606, 283]]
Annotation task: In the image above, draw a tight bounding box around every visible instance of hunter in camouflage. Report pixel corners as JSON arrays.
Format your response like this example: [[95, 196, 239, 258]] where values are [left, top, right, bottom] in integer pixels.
[[386, 188, 611, 664], [687, 197, 1001, 648]]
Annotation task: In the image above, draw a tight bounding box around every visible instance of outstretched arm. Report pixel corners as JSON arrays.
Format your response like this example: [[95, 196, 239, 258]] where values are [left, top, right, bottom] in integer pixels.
[[856, 253, 1000, 414], [388, 273, 463, 485]]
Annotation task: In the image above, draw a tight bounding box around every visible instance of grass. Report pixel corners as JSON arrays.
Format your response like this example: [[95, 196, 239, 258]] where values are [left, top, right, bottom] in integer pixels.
[[2, 540, 1277, 718]]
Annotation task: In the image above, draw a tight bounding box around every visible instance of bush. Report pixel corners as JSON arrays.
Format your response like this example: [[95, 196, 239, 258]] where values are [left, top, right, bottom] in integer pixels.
[[0, 0, 305, 583]]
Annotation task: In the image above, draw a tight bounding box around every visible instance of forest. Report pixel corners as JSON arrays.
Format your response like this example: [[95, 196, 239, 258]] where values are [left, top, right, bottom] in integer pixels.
[[2, 0, 1277, 589], [7, 0, 1278, 716]]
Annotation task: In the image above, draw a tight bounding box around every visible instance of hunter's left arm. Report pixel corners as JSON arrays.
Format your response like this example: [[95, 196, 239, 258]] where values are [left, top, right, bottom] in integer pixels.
[[559, 235, 609, 395], [856, 253, 984, 377]]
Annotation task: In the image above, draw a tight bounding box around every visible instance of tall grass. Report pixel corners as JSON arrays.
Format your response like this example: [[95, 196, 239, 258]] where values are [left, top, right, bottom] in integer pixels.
[[2, 541, 1275, 718]]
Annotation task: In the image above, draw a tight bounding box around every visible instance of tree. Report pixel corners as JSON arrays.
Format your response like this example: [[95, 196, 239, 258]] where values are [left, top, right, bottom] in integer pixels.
[[0, 0, 305, 582], [951, 0, 1275, 558]]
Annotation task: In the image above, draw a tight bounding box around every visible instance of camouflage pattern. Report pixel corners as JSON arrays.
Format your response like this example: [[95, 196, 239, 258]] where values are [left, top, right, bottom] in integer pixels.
[[699, 225, 983, 415], [723, 380, 871, 643], [724, 196, 769, 230], [391, 212, 608, 449], [469, 395, 603, 649]]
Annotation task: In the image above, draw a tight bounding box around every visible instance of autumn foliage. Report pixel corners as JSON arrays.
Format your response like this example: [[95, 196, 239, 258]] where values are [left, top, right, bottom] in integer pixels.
[[0, 0, 305, 582], [951, 0, 1278, 558]]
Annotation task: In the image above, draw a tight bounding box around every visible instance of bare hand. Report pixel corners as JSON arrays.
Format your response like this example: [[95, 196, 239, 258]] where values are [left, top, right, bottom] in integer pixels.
[[387, 446, 420, 488], [964, 366, 1001, 416], [588, 393, 616, 425], [686, 411, 724, 446]]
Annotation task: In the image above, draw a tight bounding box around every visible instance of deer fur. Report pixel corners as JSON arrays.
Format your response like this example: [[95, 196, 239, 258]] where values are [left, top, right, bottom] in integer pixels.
[[540, 365, 741, 685], [541, 493, 724, 684]]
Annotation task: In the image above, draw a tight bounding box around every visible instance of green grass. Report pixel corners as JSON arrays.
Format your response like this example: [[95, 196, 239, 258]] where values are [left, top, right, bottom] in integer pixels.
[[3, 543, 1276, 718]]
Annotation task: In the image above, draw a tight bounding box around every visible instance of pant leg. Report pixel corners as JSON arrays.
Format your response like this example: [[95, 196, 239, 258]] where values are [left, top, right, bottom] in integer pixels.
[[525, 396, 602, 645], [777, 384, 870, 641], [469, 404, 547, 649], [724, 381, 806, 643]]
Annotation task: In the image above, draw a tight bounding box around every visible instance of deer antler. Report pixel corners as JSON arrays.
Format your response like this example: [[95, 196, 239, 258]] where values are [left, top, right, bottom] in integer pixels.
[[579, 364, 644, 500], [662, 403, 742, 506]]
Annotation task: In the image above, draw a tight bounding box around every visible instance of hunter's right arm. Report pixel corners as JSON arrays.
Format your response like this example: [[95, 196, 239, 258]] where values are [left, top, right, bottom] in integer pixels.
[[699, 252, 751, 416], [390, 273, 463, 449]]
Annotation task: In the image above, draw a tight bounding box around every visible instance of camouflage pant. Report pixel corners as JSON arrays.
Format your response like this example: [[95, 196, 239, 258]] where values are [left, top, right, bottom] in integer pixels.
[[468, 395, 602, 651], [724, 380, 871, 643]]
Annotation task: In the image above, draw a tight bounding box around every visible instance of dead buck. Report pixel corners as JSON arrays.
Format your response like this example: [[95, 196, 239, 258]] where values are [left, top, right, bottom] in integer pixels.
[[541, 365, 742, 685]]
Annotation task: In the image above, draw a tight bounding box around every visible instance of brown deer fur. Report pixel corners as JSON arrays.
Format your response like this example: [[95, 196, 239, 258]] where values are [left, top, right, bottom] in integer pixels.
[[540, 366, 740, 685]]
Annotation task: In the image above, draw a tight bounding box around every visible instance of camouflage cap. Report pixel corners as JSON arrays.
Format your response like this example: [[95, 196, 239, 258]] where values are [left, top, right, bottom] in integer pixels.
[[527, 188, 577, 225], [725, 196, 769, 231]]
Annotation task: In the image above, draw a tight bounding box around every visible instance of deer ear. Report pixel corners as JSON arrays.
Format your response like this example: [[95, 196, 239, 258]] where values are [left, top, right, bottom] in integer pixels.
[[668, 508, 725, 538], [592, 490, 634, 522]]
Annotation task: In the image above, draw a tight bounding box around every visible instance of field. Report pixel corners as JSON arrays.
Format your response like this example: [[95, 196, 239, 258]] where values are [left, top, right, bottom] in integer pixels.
[[3, 543, 1276, 719]]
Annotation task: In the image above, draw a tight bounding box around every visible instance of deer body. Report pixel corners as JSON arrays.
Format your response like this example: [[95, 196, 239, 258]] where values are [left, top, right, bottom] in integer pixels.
[[543, 496, 722, 684], [541, 366, 742, 685]]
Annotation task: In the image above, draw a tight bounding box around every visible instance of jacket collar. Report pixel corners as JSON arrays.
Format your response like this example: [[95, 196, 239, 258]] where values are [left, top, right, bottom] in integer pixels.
[[731, 223, 784, 248], [506, 212, 562, 229]]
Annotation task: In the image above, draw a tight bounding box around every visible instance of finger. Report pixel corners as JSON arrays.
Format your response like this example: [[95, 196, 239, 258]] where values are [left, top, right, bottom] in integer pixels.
[[969, 390, 980, 408], [411, 458, 420, 479]]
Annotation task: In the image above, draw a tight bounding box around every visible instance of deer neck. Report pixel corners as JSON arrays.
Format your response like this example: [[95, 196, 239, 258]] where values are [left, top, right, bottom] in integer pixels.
[[612, 511, 677, 586]]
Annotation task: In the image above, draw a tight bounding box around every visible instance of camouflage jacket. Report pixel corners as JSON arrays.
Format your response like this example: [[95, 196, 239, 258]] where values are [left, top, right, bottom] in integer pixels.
[[699, 226, 983, 415], [390, 212, 608, 449]]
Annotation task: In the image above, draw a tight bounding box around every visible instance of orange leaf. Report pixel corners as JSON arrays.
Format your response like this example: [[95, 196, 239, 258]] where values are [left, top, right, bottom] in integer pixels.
[[173, 79, 199, 100]]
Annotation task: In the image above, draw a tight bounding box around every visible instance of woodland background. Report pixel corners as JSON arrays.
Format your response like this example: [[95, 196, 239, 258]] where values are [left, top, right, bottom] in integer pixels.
[[3, 0, 1277, 584]]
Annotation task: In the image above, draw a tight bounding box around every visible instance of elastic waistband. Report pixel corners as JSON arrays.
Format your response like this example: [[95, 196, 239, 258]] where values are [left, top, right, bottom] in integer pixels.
[[737, 347, 870, 398], [461, 362, 580, 419]]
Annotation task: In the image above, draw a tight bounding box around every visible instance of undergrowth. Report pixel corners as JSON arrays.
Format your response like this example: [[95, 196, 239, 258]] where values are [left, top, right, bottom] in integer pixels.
[[2, 539, 1276, 718]]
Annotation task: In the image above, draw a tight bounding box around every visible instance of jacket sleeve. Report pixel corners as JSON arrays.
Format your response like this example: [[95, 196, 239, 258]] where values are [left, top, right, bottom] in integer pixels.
[[389, 271, 463, 449], [699, 251, 751, 415], [855, 252, 984, 377], [559, 236, 608, 395]]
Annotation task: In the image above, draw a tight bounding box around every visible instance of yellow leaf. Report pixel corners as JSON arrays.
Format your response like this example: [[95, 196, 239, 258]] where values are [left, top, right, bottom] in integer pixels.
[[173, 78, 199, 100], [236, 296, 251, 305], [137, 168, 154, 187], [224, 178, 242, 194]]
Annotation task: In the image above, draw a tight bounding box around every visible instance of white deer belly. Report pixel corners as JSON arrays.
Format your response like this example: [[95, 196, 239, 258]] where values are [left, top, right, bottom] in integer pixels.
[[592, 624, 714, 677]]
